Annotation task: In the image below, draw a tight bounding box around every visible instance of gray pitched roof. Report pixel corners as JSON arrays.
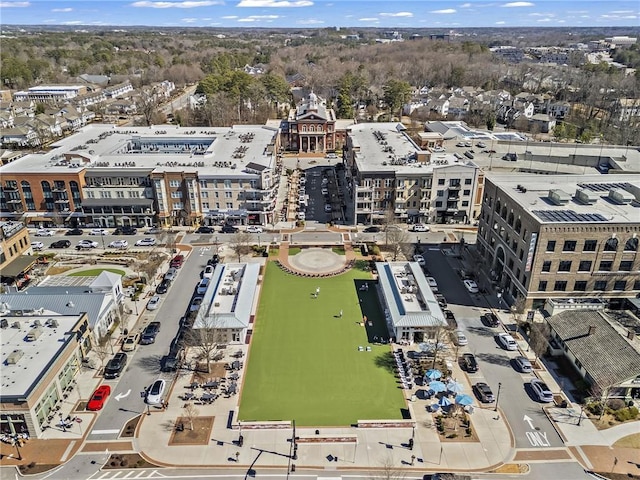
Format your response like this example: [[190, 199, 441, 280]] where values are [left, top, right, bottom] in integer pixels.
[[547, 310, 640, 389]]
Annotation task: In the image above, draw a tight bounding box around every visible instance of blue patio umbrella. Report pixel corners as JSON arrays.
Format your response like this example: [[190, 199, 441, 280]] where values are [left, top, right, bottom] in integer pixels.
[[446, 381, 464, 394], [438, 396, 453, 407], [425, 369, 442, 380], [428, 381, 447, 393], [455, 394, 474, 406]]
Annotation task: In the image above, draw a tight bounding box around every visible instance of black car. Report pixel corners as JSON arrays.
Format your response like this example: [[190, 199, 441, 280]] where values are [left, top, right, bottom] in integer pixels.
[[363, 226, 380, 233], [50, 239, 71, 249], [473, 382, 495, 403], [461, 353, 479, 373], [207, 254, 220, 266], [443, 309, 457, 327], [483, 312, 500, 327], [65, 228, 84, 236], [156, 279, 171, 294], [140, 321, 161, 345], [114, 226, 138, 235], [104, 352, 128, 379], [196, 226, 215, 234], [221, 224, 238, 233]]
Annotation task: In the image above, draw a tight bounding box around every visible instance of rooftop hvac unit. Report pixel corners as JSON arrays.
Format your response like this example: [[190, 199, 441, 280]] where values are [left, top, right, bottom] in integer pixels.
[[574, 188, 597, 205], [33, 319, 42, 326], [547, 189, 571, 206], [26, 326, 43, 341], [0, 318, 8, 329], [47, 318, 59, 328], [608, 188, 634, 205], [7, 349, 24, 365], [12, 322, 21, 329]]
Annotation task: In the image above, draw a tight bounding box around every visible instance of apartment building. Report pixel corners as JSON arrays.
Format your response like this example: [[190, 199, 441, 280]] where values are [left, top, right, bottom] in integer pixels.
[[0, 221, 30, 272], [477, 174, 640, 309], [0, 124, 282, 228], [345, 123, 482, 225], [13, 85, 87, 103]]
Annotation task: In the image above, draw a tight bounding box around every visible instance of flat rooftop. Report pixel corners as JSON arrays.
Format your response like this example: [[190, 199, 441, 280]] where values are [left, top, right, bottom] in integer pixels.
[[486, 173, 640, 224], [0, 314, 81, 399], [0, 124, 279, 178]]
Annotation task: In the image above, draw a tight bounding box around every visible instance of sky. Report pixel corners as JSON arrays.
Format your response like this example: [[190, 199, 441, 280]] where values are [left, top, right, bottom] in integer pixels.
[[1, 0, 639, 28]]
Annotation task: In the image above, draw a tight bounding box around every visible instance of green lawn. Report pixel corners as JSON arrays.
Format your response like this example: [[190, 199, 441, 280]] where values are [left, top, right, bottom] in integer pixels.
[[238, 262, 406, 426], [69, 268, 125, 277]]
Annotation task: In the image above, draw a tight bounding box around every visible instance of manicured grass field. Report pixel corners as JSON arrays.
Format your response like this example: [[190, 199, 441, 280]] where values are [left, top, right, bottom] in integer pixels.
[[69, 268, 125, 277], [238, 262, 406, 426]]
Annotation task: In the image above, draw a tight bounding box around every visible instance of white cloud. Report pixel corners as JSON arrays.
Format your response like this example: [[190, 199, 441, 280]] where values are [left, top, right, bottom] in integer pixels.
[[247, 14, 280, 18], [431, 8, 456, 14], [221, 15, 238, 18], [237, 0, 313, 7], [0, 1, 30, 6], [460, 2, 472, 7], [529, 12, 553, 17], [237, 17, 256, 21], [358, 17, 379, 22], [181, 17, 197, 22], [52, 7, 73, 12], [379, 11, 413, 17], [130, 1, 220, 8], [296, 18, 324, 24], [495, 20, 506, 24], [536, 18, 551, 22], [610, 10, 633, 13], [501, 1, 534, 7], [61, 20, 83, 24]]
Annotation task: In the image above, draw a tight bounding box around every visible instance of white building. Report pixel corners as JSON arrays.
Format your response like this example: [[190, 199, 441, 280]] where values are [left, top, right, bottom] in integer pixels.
[[13, 85, 87, 103]]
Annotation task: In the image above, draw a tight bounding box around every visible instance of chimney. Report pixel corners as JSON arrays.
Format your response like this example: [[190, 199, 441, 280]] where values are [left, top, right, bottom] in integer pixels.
[[588, 325, 597, 335], [628, 330, 636, 341]]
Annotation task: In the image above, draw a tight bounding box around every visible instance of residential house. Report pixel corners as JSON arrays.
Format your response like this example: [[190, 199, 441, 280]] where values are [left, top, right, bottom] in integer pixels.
[[548, 101, 571, 120], [530, 113, 556, 133], [103, 81, 134, 100], [430, 98, 450, 117], [447, 96, 470, 118]]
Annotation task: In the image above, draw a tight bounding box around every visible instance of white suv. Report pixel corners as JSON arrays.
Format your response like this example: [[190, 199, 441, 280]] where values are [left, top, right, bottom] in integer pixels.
[[411, 224, 429, 232], [497, 332, 518, 351]]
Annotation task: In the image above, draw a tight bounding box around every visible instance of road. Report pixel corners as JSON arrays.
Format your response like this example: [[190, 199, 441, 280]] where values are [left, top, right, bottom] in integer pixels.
[[420, 244, 563, 449], [159, 85, 197, 116]]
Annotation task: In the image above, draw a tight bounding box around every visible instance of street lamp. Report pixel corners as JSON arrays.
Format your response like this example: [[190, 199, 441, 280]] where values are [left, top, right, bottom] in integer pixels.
[[494, 382, 502, 412]]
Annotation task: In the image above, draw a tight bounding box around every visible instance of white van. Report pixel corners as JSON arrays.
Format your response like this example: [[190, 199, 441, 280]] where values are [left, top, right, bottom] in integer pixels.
[[196, 277, 210, 295]]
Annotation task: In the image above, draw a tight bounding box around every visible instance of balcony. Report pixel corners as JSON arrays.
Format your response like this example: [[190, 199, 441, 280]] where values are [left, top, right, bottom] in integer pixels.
[[448, 183, 461, 191], [3, 184, 18, 191]]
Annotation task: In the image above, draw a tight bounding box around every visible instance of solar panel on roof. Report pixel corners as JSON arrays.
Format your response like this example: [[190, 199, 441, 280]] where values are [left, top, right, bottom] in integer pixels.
[[532, 210, 608, 223], [578, 182, 632, 192]]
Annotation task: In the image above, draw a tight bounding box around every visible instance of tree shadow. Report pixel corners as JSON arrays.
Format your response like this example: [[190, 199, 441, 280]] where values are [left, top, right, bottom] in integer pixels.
[[466, 326, 495, 337], [475, 352, 511, 367], [135, 354, 163, 373], [373, 351, 397, 374]]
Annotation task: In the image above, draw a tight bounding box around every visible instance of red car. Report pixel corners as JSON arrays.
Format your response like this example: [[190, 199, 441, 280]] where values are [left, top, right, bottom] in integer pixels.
[[170, 254, 184, 268], [87, 385, 111, 411]]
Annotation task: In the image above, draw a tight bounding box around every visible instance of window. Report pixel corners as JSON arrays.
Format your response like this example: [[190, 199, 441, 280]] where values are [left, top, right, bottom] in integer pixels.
[[574, 281, 587, 291], [202, 202, 209, 209], [169, 180, 180, 188], [634, 280, 640, 290], [624, 238, 639, 251], [435, 201, 442, 208], [598, 261, 612, 272], [172, 202, 183, 210], [578, 260, 592, 271], [201, 191, 208, 198], [619, 261, 633, 271], [546, 240, 556, 252], [594, 280, 607, 291], [563, 240, 577, 252], [224, 180, 232, 189], [438, 179, 445, 185], [199, 180, 207, 188], [554, 281, 567, 291], [462, 201, 469, 207], [538, 281, 547, 291], [583, 240, 597, 251], [463, 189, 471, 196], [604, 237, 618, 251], [518, 249, 524, 261], [225, 192, 233, 198], [542, 261, 551, 272], [613, 280, 627, 291], [436, 190, 445, 197], [226, 202, 233, 209], [116, 191, 125, 198], [170, 192, 182, 199], [464, 178, 472, 185], [514, 219, 521, 234], [558, 261, 572, 272]]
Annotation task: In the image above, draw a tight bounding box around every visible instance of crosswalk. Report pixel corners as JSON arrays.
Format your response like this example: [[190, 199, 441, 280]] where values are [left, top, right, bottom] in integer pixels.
[[89, 470, 163, 479]]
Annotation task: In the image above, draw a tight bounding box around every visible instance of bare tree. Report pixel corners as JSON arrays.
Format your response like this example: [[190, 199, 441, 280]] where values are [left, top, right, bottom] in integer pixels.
[[386, 228, 410, 262], [430, 324, 454, 370], [529, 321, 552, 361], [182, 403, 199, 431], [188, 311, 224, 374], [137, 87, 161, 126], [370, 456, 405, 480], [92, 341, 111, 372], [229, 231, 252, 262]]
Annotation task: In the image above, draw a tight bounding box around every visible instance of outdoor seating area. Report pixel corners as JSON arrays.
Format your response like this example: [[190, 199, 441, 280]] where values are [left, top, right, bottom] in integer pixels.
[[274, 259, 355, 278], [0, 432, 29, 446], [394, 349, 414, 390]]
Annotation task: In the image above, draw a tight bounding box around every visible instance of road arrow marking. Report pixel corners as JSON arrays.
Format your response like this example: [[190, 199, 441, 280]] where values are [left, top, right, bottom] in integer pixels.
[[115, 389, 131, 401], [523, 414, 535, 429]]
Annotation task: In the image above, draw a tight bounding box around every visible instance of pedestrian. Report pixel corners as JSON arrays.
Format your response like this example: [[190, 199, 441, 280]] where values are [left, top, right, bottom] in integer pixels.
[[316, 287, 320, 296], [339, 310, 343, 317]]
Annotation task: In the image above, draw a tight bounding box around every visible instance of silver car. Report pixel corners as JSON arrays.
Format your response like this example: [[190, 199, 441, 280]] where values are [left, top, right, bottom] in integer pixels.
[[146, 295, 161, 311], [514, 356, 533, 373], [530, 379, 554, 403]]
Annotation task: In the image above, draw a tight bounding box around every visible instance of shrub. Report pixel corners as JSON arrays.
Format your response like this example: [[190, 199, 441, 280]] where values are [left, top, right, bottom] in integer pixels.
[[28, 462, 36, 469], [120, 459, 128, 467], [586, 402, 603, 415], [613, 407, 639, 422], [446, 433, 458, 439], [466, 427, 473, 436]]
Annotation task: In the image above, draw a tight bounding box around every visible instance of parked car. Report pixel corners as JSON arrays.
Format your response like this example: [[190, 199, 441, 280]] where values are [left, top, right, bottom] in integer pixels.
[[65, 228, 84, 236], [122, 333, 140, 352], [530, 379, 554, 403], [463, 279, 479, 293], [140, 322, 161, 345], [321, 187, 329, 196], [135, 237, 156, 247], [325, 152, 338, 159], [156, 279, 171, 294], [297, 212, 306, 221], [483, 312, 500, 327], [76, 240, 98, 250], [455, 330, 468, 346], [207, 254, 220, 266], [513, 356, 533, 373], [35, 228, 55, 236], [464, 150, 475, 159], [221, 224, 238, 234], [196, 277, 210, 295], [164, 267, 178, 282], [246, 225, 263, 234], [412, 254, 426, 266], [497, 332, 518, 351], [104, 352, 128, 379], [476, 141, 487, 148], [435, 294, 447, 309], [87, 385, 111, 411], [146, 295, 161, 311], [456, 142, 466, 147], [146, 227, 162, 234], [363, 226, 380, 233], [170, 254, 184, 268], [461, 353, 478, 373], [195, 226, 215, 234], [31, 241, 44, 251], [190, 296, 204, 312], [426, 277, 439, 292], [113, 226, 137, 235], [50, 239, 71, 249], [411, 224, 430, 232], [473, 382, 495, 403], [324, 204, 332, 213], [444, 309, 457, 326], [89, 228, 109, 236], [146, 379, 166, 405], [108, 239, 129, 249], [201, 265, 215, 279]]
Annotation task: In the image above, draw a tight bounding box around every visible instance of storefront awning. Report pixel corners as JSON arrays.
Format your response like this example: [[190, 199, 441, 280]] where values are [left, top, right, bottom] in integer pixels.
[[1, 255, 37, 278]]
